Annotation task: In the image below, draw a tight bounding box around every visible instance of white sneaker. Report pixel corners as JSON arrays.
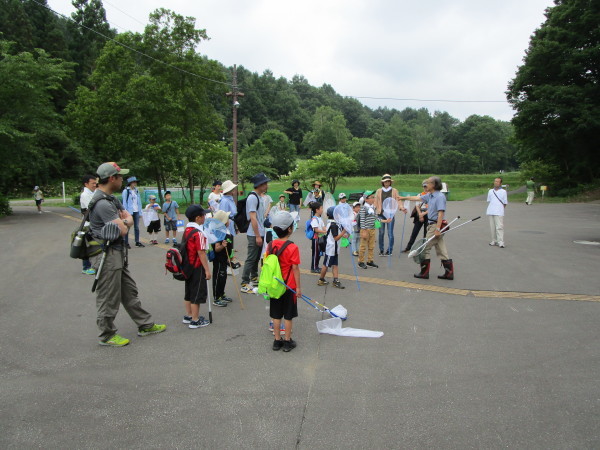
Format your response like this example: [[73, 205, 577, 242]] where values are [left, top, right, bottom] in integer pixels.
[[489, 241, 497, 246], [498, 242, 505, 248]]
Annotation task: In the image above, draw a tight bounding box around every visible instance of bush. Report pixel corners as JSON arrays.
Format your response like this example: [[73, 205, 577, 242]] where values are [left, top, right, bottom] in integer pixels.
[[0, 195, 12, 217]]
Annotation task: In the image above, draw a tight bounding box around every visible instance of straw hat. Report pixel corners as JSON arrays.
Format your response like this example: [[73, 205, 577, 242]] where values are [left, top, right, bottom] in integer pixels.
[[213, 210, 231, 225], [381, 174, 393, 183]]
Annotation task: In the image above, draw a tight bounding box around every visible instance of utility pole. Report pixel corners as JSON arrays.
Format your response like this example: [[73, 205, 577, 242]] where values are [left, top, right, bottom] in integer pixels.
[[226, 64, 244, 201]]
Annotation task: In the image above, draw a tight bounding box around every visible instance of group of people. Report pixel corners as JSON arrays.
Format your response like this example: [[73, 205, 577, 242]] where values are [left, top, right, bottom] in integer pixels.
[[81, 160, 516, 352]]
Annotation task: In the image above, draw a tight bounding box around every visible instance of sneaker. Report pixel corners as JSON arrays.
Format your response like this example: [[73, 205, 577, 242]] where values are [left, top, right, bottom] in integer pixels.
[[333, 280, 345, 289], [182, 315, 192, 324], [489, 241, 497, 246], [99, 334, 130, 347], [269, 321, 274, 332], [401, 249, 410, 253], [282, 339, 297, 352], [317, 278, 329, 286], [165, 238, 170, 244], [240, 284, 253, 294], [135, 242, 145, 248], [386, 251, 392, 256], [367, 261, 379, 268], [230, 261, 241, 269], [39, 211, 42, 214], [126, 243, 132, 249], [358, 262, 367, 269], [498, 242, 505, 248], [172, 239, 177, 245], [189, 317, 210, 328], [221, 296, 233, 303], [378, 251, 386, 257], [352, 251, 359, 257], [310, 269, 320, 274], [82, 268, 96, 275], [272, 339, 284, 351], [213, 298, 228, 307], [137, 324, 167, 336]]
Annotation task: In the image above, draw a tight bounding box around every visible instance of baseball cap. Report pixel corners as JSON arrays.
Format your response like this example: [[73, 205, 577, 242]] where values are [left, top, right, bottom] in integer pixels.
[[353, 202, 361, 207], [270, 211, 295, 230], [185, 205, 209, 222], [148, 195, 157, 200], [338, 193, 347, 199], [363, 190, 375, 198], [97, 162, 129, 179]]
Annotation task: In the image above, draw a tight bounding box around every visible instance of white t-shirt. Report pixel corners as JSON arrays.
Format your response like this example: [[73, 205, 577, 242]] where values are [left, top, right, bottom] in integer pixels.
[[310, 216, 325, 235], [208, 192, 222, 210], [486, 188, 507, 216], [325, 220, 341, 256], [80, 187, 95, 210], [145, 203, 161, 221]]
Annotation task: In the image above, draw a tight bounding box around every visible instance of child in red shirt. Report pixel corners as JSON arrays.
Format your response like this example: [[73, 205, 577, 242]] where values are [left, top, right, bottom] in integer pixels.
[[266, 211, 301, 352], [182, 205, 211, 329]]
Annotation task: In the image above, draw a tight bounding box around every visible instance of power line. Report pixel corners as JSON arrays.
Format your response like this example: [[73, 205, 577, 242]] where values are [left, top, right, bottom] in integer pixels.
[[34, 0, 232, 88], [353, 96, 507, 104]]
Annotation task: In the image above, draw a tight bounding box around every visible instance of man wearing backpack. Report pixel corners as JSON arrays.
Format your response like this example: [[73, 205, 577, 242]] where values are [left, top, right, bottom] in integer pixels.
[[89, 162, 166, 347], [263, 211, 301, 352], [240, 172, 270, 294]]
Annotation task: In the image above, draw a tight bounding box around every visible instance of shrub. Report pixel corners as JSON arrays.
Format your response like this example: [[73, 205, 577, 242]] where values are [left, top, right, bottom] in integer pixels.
[[0, 195, 12, 217]]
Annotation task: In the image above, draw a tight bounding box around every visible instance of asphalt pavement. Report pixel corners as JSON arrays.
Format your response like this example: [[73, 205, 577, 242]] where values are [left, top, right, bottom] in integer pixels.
[[0, 199, 599, 449]]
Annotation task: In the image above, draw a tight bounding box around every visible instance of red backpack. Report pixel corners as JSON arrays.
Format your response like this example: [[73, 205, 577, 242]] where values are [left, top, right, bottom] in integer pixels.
[[165, 228, 198, 281]]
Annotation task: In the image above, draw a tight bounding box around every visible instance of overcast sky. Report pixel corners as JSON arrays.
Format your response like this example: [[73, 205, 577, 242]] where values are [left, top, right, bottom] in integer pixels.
[[48, 0, 554, 121]]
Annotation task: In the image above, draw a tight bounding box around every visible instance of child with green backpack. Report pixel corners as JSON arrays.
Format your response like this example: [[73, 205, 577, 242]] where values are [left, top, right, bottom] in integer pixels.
[[259, 211, 301, 352]]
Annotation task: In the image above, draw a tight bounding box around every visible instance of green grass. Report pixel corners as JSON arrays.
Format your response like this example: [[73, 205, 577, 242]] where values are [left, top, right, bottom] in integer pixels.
[[266, 173, 524, 201]]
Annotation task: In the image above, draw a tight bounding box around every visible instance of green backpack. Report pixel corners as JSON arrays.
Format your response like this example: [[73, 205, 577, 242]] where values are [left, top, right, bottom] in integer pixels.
[[257, 240, 293, 299]]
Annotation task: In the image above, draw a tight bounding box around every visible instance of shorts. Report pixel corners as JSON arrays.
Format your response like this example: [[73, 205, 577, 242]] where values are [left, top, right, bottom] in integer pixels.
[[269, 289, 298, 321], [147, 219, 161, 233], [185, 266, 207, 305], [323, 254, 338, 267], [164, 219, 177, 231], [35, 199, 42, 206]]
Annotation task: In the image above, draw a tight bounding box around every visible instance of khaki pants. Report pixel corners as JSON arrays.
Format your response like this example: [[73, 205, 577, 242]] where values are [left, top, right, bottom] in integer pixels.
[[94, 247, 153, 341], [423, 224, 449, 260], [359, 229, 376, 263], [489, 215, 504, 245]]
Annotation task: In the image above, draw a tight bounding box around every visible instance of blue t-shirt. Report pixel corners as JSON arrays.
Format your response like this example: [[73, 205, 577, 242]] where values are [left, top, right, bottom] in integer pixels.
[[420, 191, 446, 222], [246, 192, 264, 237], [162, 201, 179, 220]]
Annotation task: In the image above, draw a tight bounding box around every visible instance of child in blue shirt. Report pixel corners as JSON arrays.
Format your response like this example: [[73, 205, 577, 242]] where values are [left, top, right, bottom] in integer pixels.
[[162, 191, 180, 245]]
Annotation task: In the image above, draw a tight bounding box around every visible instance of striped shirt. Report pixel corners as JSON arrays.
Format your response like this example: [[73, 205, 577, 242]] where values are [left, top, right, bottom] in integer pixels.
[[359, 204, 377, 229]]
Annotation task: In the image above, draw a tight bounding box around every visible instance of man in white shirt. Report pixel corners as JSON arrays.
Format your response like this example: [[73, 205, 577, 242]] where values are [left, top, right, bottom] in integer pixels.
[[80, 174, 98, 274], [207, 180, 222, 212], [486, 177, 508, 248]]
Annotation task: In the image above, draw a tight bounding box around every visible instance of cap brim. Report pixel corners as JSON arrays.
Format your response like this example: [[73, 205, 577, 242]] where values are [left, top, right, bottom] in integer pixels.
[[120, 169, 130, 175]]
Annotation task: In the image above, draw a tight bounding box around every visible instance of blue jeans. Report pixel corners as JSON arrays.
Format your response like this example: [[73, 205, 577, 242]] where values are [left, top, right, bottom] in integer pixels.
[[378, 216, 395, 253], [289, 204, 300, 219], [124, 211, 141, 244]]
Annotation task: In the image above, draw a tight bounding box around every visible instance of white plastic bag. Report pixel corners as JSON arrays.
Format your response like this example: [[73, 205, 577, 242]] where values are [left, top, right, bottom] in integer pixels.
[[316, 317, 383, 338]]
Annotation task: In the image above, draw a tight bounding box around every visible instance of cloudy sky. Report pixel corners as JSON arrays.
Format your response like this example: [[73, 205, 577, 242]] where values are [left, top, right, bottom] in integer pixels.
[[48, 0, 554, 121]]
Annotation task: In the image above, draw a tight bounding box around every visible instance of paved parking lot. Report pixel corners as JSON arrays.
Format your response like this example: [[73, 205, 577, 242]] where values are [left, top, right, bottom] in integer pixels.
[[0, 200, 598, 449]]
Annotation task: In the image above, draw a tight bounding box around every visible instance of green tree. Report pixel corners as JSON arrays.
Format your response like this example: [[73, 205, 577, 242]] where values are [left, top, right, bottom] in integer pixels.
[[238, 143, 277, 194], [507, 0, 600, 187], [378, 114, 414, 173], [250, 129, 296, 177], [0, 41, 75, 194], [302, 106, 352, 156], [292, 151, 357, 194], [346, 137, 387, 176]]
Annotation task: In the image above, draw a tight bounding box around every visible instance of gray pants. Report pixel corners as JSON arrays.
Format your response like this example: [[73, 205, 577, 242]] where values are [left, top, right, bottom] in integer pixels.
[[242, 235, 261, 284], [94, 247, 153, 341]]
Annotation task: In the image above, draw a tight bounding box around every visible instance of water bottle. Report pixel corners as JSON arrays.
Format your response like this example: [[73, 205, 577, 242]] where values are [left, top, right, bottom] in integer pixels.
[[70, 231, 85, 258]]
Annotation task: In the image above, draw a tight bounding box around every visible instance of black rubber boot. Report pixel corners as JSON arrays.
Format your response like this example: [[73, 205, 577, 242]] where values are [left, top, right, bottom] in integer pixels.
[[414, 259, 430, 279], [437, 259, 454, 280]]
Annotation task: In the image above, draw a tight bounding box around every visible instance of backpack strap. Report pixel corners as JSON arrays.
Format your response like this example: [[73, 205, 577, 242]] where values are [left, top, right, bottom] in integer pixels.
[[269, 240, 294, 285]]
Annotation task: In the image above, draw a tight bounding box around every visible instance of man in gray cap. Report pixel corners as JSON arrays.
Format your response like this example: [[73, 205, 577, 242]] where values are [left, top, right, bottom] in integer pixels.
[[240, 172, 270, 293], [89, 162, 166, 346]]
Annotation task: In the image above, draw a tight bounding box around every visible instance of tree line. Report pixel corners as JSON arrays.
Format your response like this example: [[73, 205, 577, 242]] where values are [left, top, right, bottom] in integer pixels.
[[1, 0, 595, 200]]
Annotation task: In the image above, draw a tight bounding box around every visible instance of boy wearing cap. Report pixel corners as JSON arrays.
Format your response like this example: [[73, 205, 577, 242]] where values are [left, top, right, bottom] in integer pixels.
[[267, 211, 301, 352], [338, 193, 348, 204], [358, 191, 379, 269], [144, 195, 161, 244], [182, 205, 212, 328], [162, 191, 180, 245], [211, 210, 233, 307], [241, 173, 270, 294], [318, 206, 348, 288], [90, 162, 166, 346], [122, 176, 144, 248], [276, 194, 287, 211]]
